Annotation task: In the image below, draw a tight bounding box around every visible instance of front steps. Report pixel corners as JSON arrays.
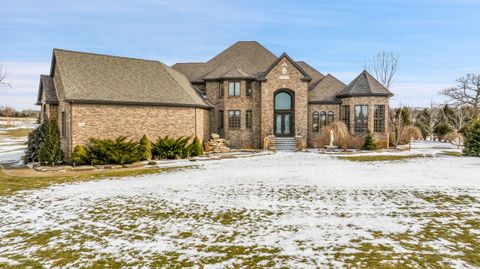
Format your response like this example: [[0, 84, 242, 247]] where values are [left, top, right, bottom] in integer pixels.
[[274, 137, 296, 151]]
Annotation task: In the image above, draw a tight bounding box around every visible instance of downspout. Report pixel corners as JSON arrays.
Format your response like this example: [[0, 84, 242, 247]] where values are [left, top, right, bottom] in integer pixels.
[[69, 102, 73, 159], [194, 107, 197, 138]]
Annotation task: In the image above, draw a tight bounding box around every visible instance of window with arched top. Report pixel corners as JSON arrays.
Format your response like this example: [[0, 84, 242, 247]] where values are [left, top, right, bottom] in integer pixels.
[[320, 112, 326, 128], [275, 92, 292, 110], [327, 111, 334, 125], [312, 112, 319, 132]]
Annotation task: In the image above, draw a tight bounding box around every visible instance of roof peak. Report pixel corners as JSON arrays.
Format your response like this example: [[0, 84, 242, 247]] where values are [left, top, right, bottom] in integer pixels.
[[53, 48, 159, 63]]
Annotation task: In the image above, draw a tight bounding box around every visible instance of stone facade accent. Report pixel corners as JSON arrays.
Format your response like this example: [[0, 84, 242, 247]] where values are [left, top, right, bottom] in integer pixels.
[[340, 96, 390, 137], [261, 57, 309, 147]]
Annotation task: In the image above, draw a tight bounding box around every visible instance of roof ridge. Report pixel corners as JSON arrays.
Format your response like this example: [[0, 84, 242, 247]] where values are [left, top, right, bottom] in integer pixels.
[[362, 70, 373, 94], [53, 48, 159, 63], [159, 63, 205, 106]]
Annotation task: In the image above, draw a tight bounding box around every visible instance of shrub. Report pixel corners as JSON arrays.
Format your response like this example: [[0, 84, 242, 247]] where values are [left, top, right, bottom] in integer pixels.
[[433, 122, 454, 141], [70, 145, 90, 165], [139, 134, 152, 161], [444, 132, 464, 149], [23, 120, 48, 163], [88, 136, 142, 165], [347, 136, 365, 150], [464, 119, 480, 156], [37, 119, 63, 165], [188, 136, 203, 157], [362, 131, 377, 151], [316, 121, 350, 149], [152, 136, 191, 159], [400, 125, 423, 148]]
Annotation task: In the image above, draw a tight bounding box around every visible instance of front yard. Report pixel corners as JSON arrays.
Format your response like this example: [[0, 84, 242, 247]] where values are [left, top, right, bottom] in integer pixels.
[[0, 141, 479, 268]]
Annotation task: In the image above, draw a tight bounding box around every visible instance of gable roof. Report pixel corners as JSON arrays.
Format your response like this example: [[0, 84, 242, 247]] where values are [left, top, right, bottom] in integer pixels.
[[309, 74, 346, 104], [296, 61, 324, 83], [170, 62, 209, 83], [336, 70, 394, 98], [261, 53, 312, 82], [36, 75, 58, 105], [52, 49, 210, 108]]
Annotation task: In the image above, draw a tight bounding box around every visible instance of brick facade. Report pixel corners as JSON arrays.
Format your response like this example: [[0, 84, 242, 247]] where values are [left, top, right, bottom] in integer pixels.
[[307, 104, 341, 147]]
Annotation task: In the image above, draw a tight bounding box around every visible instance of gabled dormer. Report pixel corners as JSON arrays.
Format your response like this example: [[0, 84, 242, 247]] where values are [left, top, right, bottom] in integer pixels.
[[260, 53, 312, 82]]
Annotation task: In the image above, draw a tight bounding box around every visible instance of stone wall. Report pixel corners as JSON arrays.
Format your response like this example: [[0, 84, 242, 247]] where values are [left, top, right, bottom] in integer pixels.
[[261, 57, 309, 147], [307, 103, 341, 147]]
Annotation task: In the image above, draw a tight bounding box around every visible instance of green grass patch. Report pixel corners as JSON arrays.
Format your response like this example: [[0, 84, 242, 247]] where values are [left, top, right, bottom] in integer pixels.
[[440, 151, 464, 157], [337, 154, 428, 162], [0, 128, 33, 137]]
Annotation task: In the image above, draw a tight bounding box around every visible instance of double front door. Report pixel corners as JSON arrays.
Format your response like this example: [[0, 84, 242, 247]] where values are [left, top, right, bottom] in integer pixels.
[[275, 112, 292, 136]]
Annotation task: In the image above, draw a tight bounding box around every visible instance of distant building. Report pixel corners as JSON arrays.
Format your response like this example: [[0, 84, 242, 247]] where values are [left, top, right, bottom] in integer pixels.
[[37, 41, 393, 159]]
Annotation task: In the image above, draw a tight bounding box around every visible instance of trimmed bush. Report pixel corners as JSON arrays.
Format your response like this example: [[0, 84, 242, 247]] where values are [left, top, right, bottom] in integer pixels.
[[152, 136, 191, 159], [188, 136, 203, 157], [139, 134, 152, 161], [464, 119, 480, 156], [70, 145, 90, 165], [24, 120, 48, 164], [37, 119, 63, 165], [88, 136, 142, 165], [362, 131, 377, 151]]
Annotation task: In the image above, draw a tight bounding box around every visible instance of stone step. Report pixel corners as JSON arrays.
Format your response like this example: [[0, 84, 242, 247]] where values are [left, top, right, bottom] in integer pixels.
[[274, 137, 296, 151]]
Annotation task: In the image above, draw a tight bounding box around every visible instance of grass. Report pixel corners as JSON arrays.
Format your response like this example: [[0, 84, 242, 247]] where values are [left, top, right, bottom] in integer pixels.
[[337, 154, 428, 162], [0, 128, 32, 137], [441, 151, 464, 157], [0, 167, 167, 196]]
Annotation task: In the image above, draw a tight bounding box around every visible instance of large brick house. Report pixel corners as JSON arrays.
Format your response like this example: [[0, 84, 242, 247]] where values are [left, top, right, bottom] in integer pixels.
[[37, 41, 393, 158]]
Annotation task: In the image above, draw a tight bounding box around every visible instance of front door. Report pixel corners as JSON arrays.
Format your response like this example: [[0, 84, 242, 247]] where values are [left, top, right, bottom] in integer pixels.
[[274, 90, 294, 137], [275, 112, 292, 136]]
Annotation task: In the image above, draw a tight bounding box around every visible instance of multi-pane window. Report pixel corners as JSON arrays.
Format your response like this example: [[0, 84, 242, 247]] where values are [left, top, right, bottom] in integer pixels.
[[342, 105, 350, 131], [228, 110, 241, 128], [246, 110, 253, 128], [218, 81, 224, 97], [246, 81, 253, 96], [320, 112, 326, 128], [312, 112, 319, 132], [354, 105, 369, 133], [327, 111, 334, 125], [218, 110, 224, 129], [61, 111, 66, 137], [228, 81, 240, 96], [374, 105, 385, 133]]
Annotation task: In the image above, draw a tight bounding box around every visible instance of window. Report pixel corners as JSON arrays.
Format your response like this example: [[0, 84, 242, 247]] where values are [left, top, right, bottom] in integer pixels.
[[327, 111, 334, 125], [219, 110, 224, 129], [218, 81, 224, 97], [246, 81, 253, 96], [320, 112, 326, 128], [342, 105, 350, 131], [354, 105, 369, 133], [228, 81, 240, 96], [312, 112, 319, 132], [374, 105, 385, 133], [61, 111, 66, 137], [275, 92, 292, 110], [246, 110, 252, 128], [228, 110, 241, 128]]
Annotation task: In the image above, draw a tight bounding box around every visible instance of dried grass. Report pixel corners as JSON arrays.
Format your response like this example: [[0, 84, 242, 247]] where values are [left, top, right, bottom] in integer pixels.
[[444, 132, 464, 148], [316, 121, 350, 149]]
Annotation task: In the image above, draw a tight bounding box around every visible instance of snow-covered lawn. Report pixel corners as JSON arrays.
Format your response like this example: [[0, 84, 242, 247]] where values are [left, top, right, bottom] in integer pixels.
[[1, 141, 479, 268]]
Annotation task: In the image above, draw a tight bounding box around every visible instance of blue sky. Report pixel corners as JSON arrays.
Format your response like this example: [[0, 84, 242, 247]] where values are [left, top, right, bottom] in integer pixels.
[[1, 0, 479, 109]]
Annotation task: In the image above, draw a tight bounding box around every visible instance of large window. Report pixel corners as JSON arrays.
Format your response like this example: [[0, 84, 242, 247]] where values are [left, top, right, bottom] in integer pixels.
[[218, 110, 224, 129], [342, 105, 350, 131], [246, 81, 253, 96], [320, 111, 326, 128], [374, 105, 385, 133], [218, 81, 224, 97], [246, 110, 252, 128], [228, 81, 240, 96], [275, 92, 292, 110], [228, 110, 241, 128], [312, 112, 319, 132], [327, 111, 334, 125], [354, 105, 369, 133], [61, 111, 66, 137]]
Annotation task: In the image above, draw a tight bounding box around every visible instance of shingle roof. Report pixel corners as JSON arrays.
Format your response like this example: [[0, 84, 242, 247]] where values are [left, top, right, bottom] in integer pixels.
[[52, 49, 210, 108], [309, 74, 346, 103], [336, 70, 394, 98], [172, 41, 277, 81], [296, 61, 324, 89], [261, 53, 312, 81], [36, 75, 58, 105]]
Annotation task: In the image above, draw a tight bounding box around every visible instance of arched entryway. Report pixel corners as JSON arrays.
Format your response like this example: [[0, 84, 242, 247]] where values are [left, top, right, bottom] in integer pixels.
[[274, 89, 294, 136]]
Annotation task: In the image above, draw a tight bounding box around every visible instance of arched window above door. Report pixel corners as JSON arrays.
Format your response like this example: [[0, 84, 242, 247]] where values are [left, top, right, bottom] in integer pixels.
[[275, 92, 292, 110]]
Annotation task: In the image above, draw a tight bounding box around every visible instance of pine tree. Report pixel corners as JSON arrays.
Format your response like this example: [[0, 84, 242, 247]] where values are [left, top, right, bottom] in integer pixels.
[[38, 119, 63, 165], [23, 120, 48, 163], [362, 130, 377, 151], [464, 119, 480, 157], [139, 134, 152, 161], [189, 136, 203, 157]]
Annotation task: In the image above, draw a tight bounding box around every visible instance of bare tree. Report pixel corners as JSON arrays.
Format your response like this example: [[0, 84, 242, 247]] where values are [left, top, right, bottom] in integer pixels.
[[448, 105, 472, 131], [0, 62, 10, 88], [440, 74, 480, 119], [365, 51, 399, 89]]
